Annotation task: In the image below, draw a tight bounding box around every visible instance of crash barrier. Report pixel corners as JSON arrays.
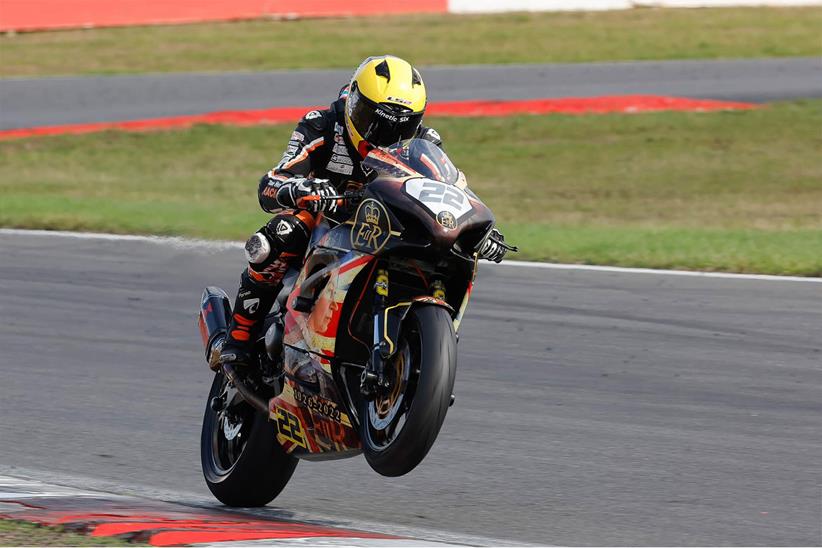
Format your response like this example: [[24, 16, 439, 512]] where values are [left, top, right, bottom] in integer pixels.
[[2, 0, 820, 31]]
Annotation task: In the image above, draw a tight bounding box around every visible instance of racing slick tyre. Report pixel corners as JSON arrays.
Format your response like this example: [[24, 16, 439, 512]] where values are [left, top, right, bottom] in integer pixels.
[[360, 304, 457, 477], [201, 373, 297, 506]]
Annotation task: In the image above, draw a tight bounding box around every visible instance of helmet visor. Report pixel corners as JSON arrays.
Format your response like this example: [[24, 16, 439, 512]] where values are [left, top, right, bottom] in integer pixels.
[[348, 85, 424, 147]]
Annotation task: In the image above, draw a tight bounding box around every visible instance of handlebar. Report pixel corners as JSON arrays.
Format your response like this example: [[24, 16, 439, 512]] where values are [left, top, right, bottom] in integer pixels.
[[296, 190, 364, 209]]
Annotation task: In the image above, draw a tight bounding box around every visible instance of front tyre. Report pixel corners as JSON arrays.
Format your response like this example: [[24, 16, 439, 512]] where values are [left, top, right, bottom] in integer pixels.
[[200, 373, 297, 506], [361, 305, 457, 477]]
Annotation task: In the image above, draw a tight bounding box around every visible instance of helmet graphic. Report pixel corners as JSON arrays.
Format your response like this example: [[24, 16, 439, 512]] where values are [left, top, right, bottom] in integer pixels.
[[344, 55, 427, 158]]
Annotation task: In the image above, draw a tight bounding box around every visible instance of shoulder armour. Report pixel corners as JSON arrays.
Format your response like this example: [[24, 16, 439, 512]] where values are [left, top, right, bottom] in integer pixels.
[[300, 107, 334, 133]]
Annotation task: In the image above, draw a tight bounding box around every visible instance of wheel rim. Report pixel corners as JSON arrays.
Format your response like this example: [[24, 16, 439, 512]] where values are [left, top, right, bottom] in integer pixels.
[[365, 324, 420, 450], [210, 377, 254, 474]]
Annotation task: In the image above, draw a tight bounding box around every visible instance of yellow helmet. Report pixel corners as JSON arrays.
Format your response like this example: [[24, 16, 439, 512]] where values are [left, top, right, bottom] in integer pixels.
[[344, 55, 427, 157]]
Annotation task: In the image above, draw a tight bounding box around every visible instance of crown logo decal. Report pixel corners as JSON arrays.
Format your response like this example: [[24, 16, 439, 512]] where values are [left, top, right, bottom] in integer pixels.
[[364, 202, 381, 224]]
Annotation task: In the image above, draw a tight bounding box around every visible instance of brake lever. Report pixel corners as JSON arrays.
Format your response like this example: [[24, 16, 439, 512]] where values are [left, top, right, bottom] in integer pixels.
[[498, 240, 519, 253]]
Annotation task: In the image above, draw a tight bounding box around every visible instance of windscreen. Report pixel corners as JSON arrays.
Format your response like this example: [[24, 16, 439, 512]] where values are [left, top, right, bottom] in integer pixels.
[[363, 138, 460, 185]]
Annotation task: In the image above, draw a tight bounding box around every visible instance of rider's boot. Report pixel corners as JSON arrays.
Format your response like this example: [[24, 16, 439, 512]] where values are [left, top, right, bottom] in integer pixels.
[[217, 269, 278, 369]]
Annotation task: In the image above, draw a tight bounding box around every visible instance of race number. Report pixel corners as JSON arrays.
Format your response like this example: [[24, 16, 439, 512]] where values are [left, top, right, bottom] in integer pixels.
[[404, 178, 472, 219], [275, 408, 307, 449]]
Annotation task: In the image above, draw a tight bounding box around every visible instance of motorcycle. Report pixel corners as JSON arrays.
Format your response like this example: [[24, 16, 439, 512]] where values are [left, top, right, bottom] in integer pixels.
[[196, 138, 514, 506]]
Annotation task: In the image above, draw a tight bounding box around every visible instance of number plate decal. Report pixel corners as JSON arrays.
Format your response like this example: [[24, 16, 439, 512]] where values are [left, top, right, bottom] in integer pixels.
[[404, 178, 473, 221], [275, 407, 308, 449]]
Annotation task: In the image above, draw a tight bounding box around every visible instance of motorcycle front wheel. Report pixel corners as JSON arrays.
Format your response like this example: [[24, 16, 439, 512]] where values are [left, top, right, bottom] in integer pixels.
[[200, 372, 297, 506], [360, 305, 457, 477]]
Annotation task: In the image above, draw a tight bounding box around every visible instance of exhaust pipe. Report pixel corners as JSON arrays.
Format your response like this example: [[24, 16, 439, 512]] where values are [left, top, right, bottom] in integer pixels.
[[198, 287, 231, 370], [199, 287, 271, 416]]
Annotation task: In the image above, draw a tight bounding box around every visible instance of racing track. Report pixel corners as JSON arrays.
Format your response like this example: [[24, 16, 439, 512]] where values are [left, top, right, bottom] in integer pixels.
[[1, 231, 820, 545], [1, 58, 820, 129]]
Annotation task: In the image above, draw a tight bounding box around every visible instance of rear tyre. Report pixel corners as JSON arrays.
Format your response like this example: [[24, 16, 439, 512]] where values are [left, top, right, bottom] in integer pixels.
[[200, 373, 297, 506], [360, 305, 457, 477]]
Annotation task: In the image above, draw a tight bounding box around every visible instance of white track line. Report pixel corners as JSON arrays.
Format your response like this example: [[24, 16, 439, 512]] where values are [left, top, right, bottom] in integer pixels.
[[0, 466, 532, 547], [1, 227, 819, 283], [485, 258, 822, 282]]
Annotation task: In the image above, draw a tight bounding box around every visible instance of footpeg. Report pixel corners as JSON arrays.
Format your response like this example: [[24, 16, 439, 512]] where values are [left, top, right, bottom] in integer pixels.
[[449, 394, 455, 407]]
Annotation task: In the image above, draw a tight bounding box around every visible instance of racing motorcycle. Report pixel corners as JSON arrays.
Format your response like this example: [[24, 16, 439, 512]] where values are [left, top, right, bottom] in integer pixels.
[[196, 138, 515, 506]]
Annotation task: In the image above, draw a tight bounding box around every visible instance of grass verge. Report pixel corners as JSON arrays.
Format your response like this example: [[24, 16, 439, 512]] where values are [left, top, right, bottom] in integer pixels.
[[1, 101, 820, 275], [2, 7, 821, 77], [0, 519, 137, 546]]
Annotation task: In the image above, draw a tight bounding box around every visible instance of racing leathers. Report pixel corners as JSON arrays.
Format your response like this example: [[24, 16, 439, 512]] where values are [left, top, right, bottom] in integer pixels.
[[217, 96, 444, 366]]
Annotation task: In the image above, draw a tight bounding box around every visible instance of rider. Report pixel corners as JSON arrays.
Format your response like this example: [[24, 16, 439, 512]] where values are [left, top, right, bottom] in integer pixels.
[[218, 55, 509, 368]]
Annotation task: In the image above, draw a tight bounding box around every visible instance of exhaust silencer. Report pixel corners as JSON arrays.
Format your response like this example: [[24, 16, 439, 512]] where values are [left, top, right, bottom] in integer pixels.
[[198, 286, 232, 367]]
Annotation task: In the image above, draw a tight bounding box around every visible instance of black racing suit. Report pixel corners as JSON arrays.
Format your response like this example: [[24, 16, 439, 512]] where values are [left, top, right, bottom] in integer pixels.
[[220, 96, 443, 358]]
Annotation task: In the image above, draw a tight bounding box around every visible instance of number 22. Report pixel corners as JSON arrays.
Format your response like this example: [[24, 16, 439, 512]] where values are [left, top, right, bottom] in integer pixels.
[[418, 181, 464, 209]]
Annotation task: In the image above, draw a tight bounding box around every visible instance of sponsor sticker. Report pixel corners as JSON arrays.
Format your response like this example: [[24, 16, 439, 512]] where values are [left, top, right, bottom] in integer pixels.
[[332, 143, 350, 156], [375, 109, 405, 122], [331, 153, 352, 165], [327, 161, 354, 176], [387, 95, 413, 106]]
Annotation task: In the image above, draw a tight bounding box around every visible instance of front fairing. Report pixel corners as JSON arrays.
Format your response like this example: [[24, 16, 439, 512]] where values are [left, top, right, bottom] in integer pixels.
[[363, 176, 495, 259], [359, 140, 495, 259]]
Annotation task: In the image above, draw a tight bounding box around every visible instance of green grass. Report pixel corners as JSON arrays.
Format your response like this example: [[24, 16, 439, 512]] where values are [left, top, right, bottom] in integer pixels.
[[2, 7, 821, 77], [1, 100, 821, 275], [0, 519, 139, 546]]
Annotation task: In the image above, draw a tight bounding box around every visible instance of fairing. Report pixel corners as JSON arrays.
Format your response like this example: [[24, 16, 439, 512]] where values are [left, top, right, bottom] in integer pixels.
[[265, 140, 486, 460], [268, 241, 372, 458]]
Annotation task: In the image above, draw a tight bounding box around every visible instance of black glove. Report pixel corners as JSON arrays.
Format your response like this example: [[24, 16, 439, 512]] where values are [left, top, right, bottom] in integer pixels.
[[478, 227, 508, 263], [276, 177, 339, 214]]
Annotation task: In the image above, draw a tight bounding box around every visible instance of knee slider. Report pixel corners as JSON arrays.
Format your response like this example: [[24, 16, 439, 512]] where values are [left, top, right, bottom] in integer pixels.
[[244, 232, 272, 265]]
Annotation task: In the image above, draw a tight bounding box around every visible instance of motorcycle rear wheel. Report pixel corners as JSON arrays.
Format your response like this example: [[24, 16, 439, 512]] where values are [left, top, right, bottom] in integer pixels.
[[200, 372, 297, 506], [360, 305, 457, 477]]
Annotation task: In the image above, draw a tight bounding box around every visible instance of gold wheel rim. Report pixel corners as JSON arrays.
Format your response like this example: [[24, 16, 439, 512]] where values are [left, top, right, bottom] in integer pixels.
[[374, 347, 406, 419]]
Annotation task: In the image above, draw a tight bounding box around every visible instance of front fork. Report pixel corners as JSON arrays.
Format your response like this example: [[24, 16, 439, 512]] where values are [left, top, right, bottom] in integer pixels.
[[360, 268, 449, 399], [360, 269, 389, 399]]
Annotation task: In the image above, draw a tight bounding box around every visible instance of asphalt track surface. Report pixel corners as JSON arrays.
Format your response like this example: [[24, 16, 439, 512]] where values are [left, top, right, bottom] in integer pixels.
[[1, 231, 821, 545], [2, 58, 821, 129]]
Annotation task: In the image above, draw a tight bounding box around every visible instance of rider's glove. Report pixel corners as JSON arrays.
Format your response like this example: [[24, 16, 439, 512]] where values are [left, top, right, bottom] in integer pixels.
[[478, 227, 508, 263], [276, 177, 339, 214]]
